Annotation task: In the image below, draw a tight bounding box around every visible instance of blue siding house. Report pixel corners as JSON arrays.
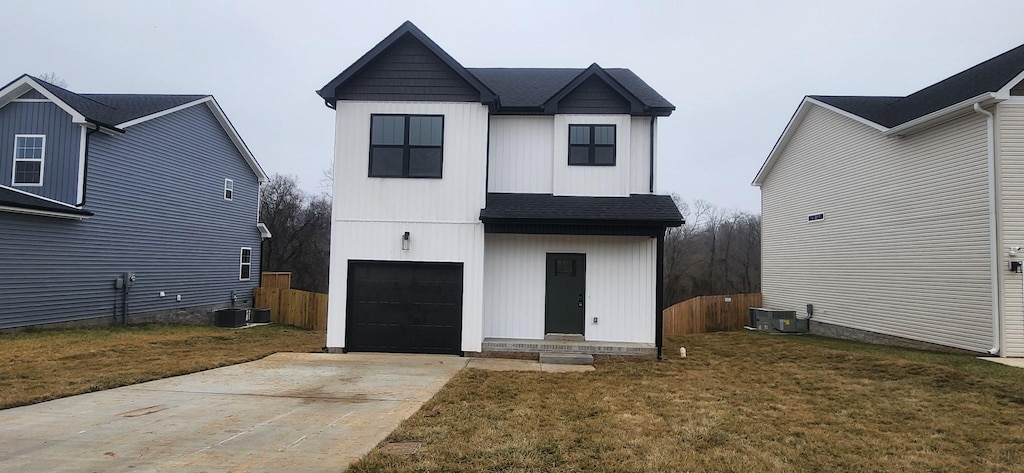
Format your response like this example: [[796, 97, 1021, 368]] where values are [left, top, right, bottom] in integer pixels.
[[0, 75, 270, 329]]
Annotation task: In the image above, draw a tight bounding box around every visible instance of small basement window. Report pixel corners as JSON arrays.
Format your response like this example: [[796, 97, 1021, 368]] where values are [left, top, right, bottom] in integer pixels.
[[369, 114, 444, 178], [808, 213, 824, 222], [568, 124, 615, 166], [13, 134, 45, 186], [224, 179, 233, 201], [239, 247, 251, 280]]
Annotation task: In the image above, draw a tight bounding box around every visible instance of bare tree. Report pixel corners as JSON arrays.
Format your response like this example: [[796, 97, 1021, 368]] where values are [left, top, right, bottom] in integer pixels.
[[37, 73, 68, 88], [260, 174, 332, 292], [663, 198, 761, 306]]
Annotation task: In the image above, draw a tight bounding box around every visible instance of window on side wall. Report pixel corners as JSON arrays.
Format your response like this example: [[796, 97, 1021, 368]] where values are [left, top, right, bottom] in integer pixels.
[[239, 247, 252, 281], [568, 124, 615, 166], [369, 114, 443, 178], [12, 134, 45, 186], [224, 178, 233, 201]]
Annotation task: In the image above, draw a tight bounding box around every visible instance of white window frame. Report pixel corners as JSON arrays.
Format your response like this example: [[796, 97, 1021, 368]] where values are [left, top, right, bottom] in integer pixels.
[[224, 178, 234, 201], [12, 134, 45, 186], [239, 247, 252, 281]]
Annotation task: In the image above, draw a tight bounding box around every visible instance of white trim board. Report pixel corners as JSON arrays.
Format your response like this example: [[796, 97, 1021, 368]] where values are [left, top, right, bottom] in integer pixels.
[[0, 76, 87, 123], [0, 205, 89, 220], [0, 183, 84, 209]]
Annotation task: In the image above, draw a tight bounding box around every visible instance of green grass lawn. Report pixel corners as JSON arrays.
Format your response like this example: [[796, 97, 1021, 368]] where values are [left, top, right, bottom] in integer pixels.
[[349, 331, 1024, 472], [0, 324, 325, 409]]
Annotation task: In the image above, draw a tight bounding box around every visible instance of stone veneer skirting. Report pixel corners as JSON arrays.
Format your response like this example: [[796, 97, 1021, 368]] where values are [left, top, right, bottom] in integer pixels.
[[1, 300, 255, 332], [809, 320, 981, 355]]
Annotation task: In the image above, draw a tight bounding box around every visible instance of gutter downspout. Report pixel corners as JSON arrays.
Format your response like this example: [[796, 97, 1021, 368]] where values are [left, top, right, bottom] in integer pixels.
[[656, 230, 665, 360], [974, 103, 1000, 355], [647, 115, 655, 193], [77, 126, 99, 206]]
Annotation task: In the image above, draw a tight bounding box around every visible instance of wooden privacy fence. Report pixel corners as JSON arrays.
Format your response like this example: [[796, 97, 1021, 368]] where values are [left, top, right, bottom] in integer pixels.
[[253, 287, 328, 330], [662, 293, 762, 335], [261, 272, 293, 289]]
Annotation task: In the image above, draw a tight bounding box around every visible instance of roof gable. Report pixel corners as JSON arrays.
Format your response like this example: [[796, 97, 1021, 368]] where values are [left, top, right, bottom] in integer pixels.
[[543, 64, 644, 115], [318, 21, 495, 105]]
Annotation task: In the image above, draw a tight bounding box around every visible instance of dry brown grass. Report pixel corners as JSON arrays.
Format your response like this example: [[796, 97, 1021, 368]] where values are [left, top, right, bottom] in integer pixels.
[[0, 324, 325, 409], [349, 331, 1024, 473]]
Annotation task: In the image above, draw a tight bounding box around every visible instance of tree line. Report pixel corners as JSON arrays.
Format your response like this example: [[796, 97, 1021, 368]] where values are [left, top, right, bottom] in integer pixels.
[[258, 176, 761, 303], [663, 197, 761, 307]]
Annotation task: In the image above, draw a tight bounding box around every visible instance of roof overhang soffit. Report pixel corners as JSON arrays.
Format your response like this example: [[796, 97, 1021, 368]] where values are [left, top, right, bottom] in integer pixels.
[[541, 64, 647, 115], [316, 21, 497, 107]]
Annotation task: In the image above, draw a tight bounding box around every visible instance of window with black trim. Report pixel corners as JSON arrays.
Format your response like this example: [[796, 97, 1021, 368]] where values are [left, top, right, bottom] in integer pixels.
[[568, 124, 615, 166], [369, 114, 443, 178], [239, 247, 252, 281]]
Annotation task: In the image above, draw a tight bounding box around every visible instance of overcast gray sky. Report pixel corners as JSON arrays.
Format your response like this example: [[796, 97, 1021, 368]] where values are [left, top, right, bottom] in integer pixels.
[[5, 0, 1024, 213]]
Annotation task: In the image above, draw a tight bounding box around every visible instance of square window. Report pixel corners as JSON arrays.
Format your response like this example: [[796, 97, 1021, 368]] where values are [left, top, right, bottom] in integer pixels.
[[555, 259, 576, 276], [566, 125, 615, 166], [369, 115, 444, 178], [370, 147, 405, 177], [408, 148, 442, 177]]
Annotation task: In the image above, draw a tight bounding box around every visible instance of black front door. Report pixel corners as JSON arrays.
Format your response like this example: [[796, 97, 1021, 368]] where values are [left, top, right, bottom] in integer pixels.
[[544, 253, 586, 335]]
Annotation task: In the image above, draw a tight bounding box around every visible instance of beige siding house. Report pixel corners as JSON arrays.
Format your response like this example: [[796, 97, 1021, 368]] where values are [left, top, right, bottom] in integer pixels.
[[754, 43, 1024, 357]]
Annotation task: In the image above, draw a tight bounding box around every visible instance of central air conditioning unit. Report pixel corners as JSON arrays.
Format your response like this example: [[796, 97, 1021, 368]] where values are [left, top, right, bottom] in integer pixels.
[[748, 308, 808, 333]]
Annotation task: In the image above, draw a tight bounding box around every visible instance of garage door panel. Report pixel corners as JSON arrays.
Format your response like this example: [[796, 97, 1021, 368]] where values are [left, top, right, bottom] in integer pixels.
[[346, 261, 463, 355]]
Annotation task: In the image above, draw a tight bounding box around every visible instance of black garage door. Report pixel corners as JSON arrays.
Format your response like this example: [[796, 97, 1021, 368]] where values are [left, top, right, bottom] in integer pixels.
[[346, 261, 463, 355]]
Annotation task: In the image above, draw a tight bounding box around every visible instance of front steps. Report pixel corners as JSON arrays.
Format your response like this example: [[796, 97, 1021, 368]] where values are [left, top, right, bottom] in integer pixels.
[[539, 353, 595, 365], [481, 337, 656, 361]]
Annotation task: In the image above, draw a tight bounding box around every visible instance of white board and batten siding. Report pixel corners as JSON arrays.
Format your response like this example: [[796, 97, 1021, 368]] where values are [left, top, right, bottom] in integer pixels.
[[487, 114, 654, 195], [996, 102, 1024, 357], [483, 234, 657, 344], [326, 101, 489, 352], [761, 105, 993, 353]]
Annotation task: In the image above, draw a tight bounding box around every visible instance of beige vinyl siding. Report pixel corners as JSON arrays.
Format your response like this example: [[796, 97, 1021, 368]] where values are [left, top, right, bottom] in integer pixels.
[[996, 103, 1024, 357], [761, 105, 993, 352]]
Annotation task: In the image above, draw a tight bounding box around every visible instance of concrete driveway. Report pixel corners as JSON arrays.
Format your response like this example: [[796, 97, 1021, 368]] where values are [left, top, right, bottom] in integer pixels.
[[0, 352, 468, 473]]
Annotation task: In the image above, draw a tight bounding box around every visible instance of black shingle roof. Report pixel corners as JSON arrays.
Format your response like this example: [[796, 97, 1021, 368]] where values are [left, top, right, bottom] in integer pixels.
[[468, 68, 674, 112], [0, 186, 93, 217], [811, 43, 1024, 128], [481, 193, 683, 227], [29, 76, 207, 128]]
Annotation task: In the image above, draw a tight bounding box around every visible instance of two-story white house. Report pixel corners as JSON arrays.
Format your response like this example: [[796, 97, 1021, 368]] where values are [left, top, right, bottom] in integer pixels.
[[317, 22, 681, 358]]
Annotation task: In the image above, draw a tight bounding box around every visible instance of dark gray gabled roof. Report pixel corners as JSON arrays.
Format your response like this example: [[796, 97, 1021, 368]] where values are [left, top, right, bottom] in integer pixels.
[[317, 21, 674, 116], [0, 186, 93, 217], [480, 193, 683, 227], [469, 67, 674, 114], [317, 21, 496, 105], [26, 75, 207, 129], [811, 42, 1024, 128]]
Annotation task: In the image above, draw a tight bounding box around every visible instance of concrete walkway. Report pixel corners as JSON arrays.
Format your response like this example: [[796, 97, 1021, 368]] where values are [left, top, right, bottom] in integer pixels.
[[0, 353, 594, 472], [979, 356, 1024, 368], [0, 352, 467, 473]]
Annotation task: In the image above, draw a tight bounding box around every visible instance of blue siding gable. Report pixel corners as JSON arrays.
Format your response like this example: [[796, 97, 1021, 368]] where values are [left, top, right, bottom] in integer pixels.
[[0, 101, 81, 204], [0, 101, 263, 329]]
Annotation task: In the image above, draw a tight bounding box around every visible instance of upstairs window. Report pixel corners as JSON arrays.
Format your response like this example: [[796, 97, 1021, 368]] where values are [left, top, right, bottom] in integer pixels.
[[568, 124, 615, 166], [239, 247, 252, 280], [13, 134, 45, 186], [224, 178, 233, 201], [369, 114, 443, 178]]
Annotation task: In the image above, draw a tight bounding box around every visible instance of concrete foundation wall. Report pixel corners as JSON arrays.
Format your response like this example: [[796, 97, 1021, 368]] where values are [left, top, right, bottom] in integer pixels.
[[809, 320, 981, 355]]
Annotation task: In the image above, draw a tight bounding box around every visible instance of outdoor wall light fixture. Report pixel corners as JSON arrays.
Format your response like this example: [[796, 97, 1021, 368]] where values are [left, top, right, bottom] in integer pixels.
[[402, 231, 410, 250]]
